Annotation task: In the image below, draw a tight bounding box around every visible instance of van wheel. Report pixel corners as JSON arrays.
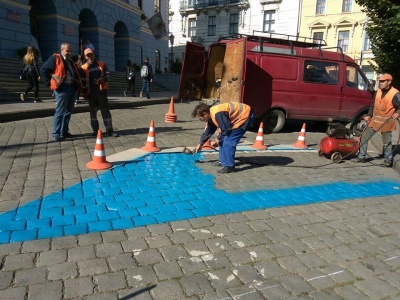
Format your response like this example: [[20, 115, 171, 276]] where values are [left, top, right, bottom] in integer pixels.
[[263, 110, 285, 133], [351, 118, 368, 137]]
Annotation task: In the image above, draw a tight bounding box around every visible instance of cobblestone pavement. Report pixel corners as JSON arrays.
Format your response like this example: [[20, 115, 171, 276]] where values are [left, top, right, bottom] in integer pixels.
[[1, 102, 400, 299]]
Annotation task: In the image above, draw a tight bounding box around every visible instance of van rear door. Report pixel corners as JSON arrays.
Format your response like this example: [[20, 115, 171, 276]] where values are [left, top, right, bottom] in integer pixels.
[[178, 42, 206, 101], [219, 37, 247, 104]]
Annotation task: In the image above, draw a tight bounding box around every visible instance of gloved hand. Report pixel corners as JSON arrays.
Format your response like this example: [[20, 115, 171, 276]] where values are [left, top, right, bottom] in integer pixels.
[[363, 115, 371, 122], [211, 138, 219, 147], [96, 78, 105, 85], [194, 144, 202, 153]]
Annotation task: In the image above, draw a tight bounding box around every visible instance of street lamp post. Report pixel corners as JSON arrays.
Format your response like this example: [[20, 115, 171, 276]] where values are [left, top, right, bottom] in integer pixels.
[[169, 33, 174, 73]]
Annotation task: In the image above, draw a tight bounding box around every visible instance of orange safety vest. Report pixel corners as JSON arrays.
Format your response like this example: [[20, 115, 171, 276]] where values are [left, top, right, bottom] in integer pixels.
[[81, 61, 108, 93], [50, 54, 80, 91], [368, 86, 399, 132], [210, 102, 251, 129]]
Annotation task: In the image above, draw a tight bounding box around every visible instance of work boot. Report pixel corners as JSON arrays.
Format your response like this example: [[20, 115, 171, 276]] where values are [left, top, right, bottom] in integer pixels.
[[107, 131, 119, 137], [383, 160, 392, 167], [217, 166, 235, 173], [351, 157, 366, 163]]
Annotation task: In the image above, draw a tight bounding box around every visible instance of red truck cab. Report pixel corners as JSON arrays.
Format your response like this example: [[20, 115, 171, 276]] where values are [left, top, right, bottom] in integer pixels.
[[178, 33, 373, 135]]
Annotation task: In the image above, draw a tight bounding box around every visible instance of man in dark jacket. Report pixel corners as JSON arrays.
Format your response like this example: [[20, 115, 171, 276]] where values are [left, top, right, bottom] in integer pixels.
[[139, 57, 153, 99]]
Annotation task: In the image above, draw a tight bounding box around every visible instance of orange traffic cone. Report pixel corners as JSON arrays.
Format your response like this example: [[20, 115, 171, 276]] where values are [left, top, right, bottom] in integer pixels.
[[292, 123, 308, 149], [165, 96, 177, 123], [86, 130, 112, 170], [251, 122, 267, 150], [141, 120, 160, 152]]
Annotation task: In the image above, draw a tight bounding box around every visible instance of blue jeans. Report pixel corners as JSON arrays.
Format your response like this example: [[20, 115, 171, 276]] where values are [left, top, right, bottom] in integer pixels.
[[358, 126, 393, 161], [141, 78, 150, 98], [53, 85, 75, 137], [218, 111, 255, 167]]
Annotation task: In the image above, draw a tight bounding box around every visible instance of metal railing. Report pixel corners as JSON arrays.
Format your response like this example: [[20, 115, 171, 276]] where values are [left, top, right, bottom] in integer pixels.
[[180, 0, 244, 11]]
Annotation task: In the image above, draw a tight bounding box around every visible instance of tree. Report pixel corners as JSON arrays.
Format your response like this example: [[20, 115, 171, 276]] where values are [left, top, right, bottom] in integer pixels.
[[356, 0, 400, 85]]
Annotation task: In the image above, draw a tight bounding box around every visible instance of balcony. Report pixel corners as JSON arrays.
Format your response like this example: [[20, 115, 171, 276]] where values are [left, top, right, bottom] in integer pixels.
[[179, 0, 248, 15]]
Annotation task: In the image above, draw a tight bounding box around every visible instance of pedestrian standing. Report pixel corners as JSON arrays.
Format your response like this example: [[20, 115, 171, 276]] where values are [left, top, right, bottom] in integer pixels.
[[139, 57, 153, 99], [75, 54, 85, 104], [124, 60, 136, 97], [351, 73, 400, 167], [20, 46, 41, 103], [40, 42, 81, 141], [80, 48, 119, 137], [192, 102, 255, 173]]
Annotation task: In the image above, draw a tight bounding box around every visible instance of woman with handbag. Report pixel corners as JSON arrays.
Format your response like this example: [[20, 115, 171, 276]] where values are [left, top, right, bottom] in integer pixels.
[[123, 59, 136, 97], [20, 46, 41, 102]]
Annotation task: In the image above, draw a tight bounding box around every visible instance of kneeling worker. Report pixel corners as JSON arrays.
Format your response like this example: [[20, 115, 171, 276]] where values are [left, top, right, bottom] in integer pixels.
[[192, 102, 255, 173]]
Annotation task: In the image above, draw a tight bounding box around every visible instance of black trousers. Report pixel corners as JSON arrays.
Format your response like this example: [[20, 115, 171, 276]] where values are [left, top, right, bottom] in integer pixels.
[[125, 77, 136, 94], [24, 71, 39, 98], [88, 90, 113, 133]]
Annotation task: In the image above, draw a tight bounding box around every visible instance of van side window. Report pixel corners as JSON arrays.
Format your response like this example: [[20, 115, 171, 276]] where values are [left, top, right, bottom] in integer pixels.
[[346, 65, 369, 91], [303, 60, 338, 84]]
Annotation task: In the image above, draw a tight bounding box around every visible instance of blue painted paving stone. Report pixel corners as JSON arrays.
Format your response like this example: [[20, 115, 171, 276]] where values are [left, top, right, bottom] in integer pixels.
[[1, 151, 400, 245]]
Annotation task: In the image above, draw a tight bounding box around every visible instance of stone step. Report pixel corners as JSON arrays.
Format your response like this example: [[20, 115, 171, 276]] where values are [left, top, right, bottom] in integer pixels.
[[0, 58, 169, 102]]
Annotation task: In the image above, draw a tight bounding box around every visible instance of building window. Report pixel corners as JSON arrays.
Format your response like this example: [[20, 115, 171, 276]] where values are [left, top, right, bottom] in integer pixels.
[[208, 16, 216, 36], [229, 14, 239, 34], [154, 0, 160, 12], [342, 0, 352, 12], [313, 32, 324, 45], [364, 32, 370, 50], [263, 10, 275, 33], [316, 0, 326, 15], [188, 18, 196, 37], [338, 30, 349, 52]]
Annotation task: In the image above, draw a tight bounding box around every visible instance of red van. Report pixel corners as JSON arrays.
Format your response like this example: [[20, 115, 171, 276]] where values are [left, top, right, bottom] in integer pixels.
[[178, 33, 373, 135]]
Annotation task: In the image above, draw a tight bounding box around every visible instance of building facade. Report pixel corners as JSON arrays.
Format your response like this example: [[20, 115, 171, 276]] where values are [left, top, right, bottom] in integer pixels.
[[299, 0, 375, 82], [169, 0, 301, 65], [169, 0, 376, 82], [0, 0, 169, 72]]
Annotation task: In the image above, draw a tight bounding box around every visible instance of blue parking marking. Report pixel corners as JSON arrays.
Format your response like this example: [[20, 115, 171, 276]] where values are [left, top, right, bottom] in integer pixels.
[[0, 153, 400, 244]]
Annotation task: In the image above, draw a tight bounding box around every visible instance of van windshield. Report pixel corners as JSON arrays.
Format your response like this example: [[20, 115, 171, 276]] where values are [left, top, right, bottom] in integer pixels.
[[303, 60, 338, 85], [346, 65, 369, 91]]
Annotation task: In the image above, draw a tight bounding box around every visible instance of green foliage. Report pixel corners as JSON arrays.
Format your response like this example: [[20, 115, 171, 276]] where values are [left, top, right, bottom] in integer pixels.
[[16, 47, 41, 59], [356, 0, 400, 83]]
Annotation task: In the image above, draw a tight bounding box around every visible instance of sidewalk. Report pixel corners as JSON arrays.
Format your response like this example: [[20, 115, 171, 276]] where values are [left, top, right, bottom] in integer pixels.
[[0, 91, 179, 123], [1, 101, 400, 299]]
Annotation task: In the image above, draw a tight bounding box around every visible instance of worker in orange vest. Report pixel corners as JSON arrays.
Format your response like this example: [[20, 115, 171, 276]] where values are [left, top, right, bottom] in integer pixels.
[[40, 42, 81, 141], [352, 73, 400, 167], [80, 48, 119, 137], [192, 102, 254, 173]]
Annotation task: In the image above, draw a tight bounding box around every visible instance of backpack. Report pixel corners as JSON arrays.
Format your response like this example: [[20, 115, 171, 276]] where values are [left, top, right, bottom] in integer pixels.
[[140, 64, 148, 78]]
